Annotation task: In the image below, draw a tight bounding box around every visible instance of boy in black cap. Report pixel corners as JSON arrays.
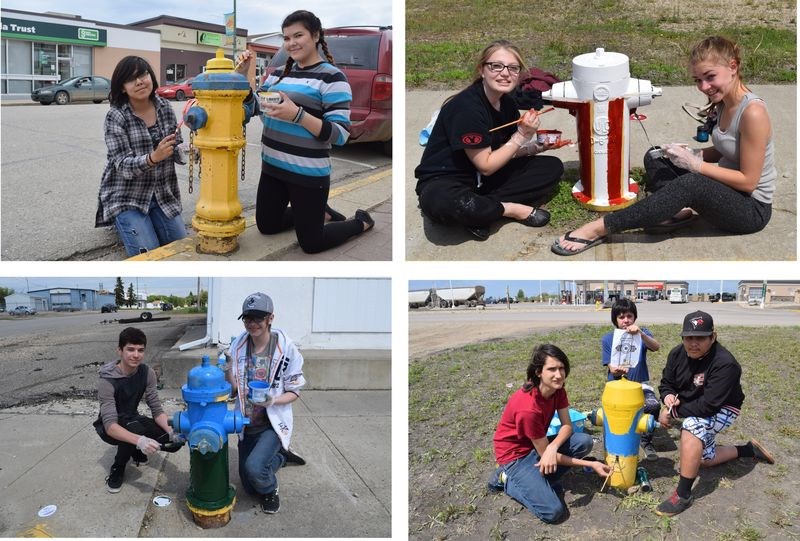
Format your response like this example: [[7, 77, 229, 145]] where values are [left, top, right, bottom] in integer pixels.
[[655, 310, 775, 516]]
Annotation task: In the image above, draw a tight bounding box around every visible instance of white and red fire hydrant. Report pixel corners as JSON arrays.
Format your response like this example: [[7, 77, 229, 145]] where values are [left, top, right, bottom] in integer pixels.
[[543, 48, 661, 211]]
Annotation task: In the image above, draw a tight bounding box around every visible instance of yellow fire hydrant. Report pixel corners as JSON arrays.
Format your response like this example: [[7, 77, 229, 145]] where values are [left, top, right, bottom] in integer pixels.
[[184, 49, 254, 254]]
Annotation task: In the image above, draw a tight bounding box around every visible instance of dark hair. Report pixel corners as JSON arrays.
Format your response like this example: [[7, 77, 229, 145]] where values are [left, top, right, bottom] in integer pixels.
[[523, 344, 570, 390], [610, 298, 638, 328], [277, 10, 333, 83], [118, 327, 147, 349], [109, 56, 159, 108]]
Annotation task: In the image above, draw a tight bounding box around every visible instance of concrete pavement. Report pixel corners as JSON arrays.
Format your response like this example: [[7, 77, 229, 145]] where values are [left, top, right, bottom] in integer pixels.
[[405, 86, 797, 260], [0, 389, 391, 538]]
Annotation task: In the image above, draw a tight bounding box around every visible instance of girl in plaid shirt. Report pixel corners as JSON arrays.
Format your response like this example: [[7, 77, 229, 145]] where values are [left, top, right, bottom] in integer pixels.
[[95, 56, 187, 257]]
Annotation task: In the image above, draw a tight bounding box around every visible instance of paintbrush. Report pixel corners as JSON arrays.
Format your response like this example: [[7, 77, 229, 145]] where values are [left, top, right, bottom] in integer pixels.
[[489, 107, 555, 132]]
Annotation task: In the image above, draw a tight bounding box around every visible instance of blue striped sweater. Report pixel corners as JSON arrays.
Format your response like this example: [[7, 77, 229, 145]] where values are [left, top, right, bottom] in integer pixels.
[[258, 61, 351, 186]]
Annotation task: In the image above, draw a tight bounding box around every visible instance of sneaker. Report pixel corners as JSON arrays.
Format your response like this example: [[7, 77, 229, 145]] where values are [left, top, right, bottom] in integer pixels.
[[750, 439, 775, 464], [641, 442, 658, 462], [280, 447, 306, 466], [106, 463, 125, 493], [487, 471, 506, 492], [260, 489, 280, 514], [654, 490, 693, 516]]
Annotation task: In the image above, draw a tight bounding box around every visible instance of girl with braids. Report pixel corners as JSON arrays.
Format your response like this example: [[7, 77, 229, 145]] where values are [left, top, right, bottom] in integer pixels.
[[552, 36, 776, 256], [414, 40, 565, 241], [236, 10, 374, 255]]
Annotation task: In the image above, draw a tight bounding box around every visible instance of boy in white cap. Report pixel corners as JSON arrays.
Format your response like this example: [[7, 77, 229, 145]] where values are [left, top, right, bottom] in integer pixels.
[[655, 310, 774, 517], [224, 292, 306, 514]]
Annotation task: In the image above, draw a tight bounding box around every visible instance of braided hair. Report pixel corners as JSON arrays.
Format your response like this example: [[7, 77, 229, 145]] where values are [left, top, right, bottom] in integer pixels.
[[277, 10, 334, 83]]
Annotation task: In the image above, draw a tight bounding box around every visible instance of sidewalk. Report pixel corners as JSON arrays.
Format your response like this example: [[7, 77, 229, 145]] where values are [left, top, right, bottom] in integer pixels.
[[405, 85, 797, 261], [129, 167, 392, 261], [1, 389, 391, 538]]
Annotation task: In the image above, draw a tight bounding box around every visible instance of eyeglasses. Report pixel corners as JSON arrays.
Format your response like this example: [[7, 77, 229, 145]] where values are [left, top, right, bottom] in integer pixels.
[[127, 72, 151, 84], [483, 62, 522, 75], [243, 315, 267, 324]]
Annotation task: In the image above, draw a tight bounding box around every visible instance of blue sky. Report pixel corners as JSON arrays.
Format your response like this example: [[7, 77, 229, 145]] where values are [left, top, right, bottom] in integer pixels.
[[409, 280, 743, 298], [1, 277, 206, 297], [2, 0, 393, 33]]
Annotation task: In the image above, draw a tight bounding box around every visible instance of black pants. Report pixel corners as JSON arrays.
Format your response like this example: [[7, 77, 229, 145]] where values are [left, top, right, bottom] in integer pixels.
[[96, 415, 170, 467], [416, 155, 563, 228], [256, 170, 364, 254], [604, 152, 771, 234]]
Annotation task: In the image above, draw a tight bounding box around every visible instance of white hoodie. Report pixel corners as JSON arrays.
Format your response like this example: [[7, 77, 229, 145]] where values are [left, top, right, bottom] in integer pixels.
[[229, 327, 305, 449]]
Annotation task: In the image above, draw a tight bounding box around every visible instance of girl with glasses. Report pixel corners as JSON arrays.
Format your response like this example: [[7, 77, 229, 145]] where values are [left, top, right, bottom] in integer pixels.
[[96, 56, 188, 257], [414, 40, 565, 241]]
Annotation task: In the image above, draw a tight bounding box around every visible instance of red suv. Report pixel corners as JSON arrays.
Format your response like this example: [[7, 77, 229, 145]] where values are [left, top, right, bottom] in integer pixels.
[[265, 26, 392, 155]]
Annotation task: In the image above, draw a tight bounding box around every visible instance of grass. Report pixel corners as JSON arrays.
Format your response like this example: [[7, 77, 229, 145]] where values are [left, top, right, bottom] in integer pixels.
[[406, 0, 796, 88], [409, 323, 800, 539]]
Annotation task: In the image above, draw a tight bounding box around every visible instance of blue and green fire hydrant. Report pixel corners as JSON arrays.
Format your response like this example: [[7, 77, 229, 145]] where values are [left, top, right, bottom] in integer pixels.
[[172, 354, 249, 528]]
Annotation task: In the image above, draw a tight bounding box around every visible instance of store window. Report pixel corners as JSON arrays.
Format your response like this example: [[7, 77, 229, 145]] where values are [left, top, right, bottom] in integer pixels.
[[73, 46, 92, 77], [164, 63, 187, 84], [6, 39, 32, 93]]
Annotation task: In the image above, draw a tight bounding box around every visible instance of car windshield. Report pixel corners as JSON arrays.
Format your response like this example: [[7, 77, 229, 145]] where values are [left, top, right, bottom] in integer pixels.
[[268, 34, 380, 70]]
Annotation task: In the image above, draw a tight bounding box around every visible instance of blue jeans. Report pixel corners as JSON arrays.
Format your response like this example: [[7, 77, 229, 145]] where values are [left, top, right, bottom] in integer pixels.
[[114, 198, 187, 256], [238, 428, 286, 496], [492, 432, 593, 523]]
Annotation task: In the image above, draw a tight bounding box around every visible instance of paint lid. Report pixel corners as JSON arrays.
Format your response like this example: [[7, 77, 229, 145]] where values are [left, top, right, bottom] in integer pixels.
[[37, 504, 57, 517], [152, 495, 172, 507]]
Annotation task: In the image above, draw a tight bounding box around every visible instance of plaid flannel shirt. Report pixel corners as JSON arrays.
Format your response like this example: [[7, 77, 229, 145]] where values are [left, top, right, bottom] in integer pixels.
[[95, 96, 185, 227]]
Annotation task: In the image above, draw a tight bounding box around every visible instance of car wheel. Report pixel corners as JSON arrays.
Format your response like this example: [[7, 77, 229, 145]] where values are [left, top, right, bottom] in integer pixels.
[[176, 90, 185, 101], [55, 91, 69, 105], [93, 99, 103, 104], [141, 311, 153, 321]]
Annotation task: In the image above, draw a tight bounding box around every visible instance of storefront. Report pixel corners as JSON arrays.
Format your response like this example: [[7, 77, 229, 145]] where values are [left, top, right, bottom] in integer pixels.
[[1, 10, 107, 95]]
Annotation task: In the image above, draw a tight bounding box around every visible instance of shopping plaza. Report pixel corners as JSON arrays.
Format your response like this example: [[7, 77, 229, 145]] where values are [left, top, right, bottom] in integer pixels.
[[1, 7, 281, 97]]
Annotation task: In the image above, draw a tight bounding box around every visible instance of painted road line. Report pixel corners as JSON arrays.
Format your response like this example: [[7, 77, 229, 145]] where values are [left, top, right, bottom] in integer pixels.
[[329, 167, 390, 198]]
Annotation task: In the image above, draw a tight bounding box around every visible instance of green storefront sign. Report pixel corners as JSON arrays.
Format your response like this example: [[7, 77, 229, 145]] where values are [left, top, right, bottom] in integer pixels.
[[1, 17, 107, 46], [198, 31, 223, 46]]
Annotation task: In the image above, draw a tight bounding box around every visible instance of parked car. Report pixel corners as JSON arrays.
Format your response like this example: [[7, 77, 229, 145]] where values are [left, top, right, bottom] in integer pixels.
[[721, 292, 736, 302], [748, 298, 760, 306], [101, 303, 118, 313], [156, 77, 195, 101], [264, 25, 392, 155], [9, 306, 36, 315], [160, 302, 174, 311], [31, 75, 111, 105]]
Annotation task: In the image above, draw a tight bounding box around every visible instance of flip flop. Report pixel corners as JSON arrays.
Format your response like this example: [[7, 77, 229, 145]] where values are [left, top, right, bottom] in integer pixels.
[[643, 214, 697, 234], [550, 231, 607, 256]]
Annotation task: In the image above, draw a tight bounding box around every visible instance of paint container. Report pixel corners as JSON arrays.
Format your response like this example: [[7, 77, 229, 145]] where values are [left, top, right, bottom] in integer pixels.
[[258, 91, 282, 107], [248, 380, 269, 402], [636, 466, 652, 492], [696, 126, 709, 142], [153, 495, 172, 507], [536, 129, 562, 145], [37, 505, 57, 518]]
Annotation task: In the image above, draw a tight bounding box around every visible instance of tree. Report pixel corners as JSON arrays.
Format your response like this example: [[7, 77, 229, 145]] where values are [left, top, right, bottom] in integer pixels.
[[0, 286, 14, 308], [186, 291, 196, 307], [516, 289, 526, 301], [126, 283, 136, 308], [199, 289, 208, 308], [114, 277, 125, 306]]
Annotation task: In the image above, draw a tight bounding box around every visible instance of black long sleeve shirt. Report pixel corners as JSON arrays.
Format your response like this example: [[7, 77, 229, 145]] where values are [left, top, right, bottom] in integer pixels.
[[658, 342, 745, 418]]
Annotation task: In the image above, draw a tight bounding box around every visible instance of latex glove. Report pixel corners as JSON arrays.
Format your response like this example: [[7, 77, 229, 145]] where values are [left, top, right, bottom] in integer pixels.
[[664, 144, 702, 173], [176, 142, 199, 162], [516, 108, 541, 138], [136, 436, 160, 455], [250, 395, 276, 408]]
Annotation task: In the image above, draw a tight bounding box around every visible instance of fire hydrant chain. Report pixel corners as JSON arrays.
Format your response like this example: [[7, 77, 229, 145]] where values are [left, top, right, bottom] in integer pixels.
[[188, 131, 195, 194], [240, 125, 247, 182]]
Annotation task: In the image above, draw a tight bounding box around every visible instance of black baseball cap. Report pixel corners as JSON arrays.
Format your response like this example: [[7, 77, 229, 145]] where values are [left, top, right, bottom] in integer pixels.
[[680, 310, 714, 337]]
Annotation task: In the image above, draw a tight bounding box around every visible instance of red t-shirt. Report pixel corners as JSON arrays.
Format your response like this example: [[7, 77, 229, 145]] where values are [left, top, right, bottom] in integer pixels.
[[493, 386, 569, 465]]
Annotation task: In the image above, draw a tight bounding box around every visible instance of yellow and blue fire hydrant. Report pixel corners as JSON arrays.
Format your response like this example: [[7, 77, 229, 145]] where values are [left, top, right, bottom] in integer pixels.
[[589, 378, 656, 489], [184, 49, 255, 254], [172, 355, 249, 528]]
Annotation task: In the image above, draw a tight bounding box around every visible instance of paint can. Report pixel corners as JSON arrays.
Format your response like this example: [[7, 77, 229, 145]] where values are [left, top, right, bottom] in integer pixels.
[[696, 126, 709, 142]]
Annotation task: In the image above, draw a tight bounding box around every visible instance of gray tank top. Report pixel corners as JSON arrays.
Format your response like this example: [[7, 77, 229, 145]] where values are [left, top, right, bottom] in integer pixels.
[[712, 92, 776, 204]]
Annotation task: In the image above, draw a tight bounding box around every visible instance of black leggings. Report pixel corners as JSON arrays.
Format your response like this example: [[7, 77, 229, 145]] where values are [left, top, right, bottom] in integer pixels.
[[604, 152, 771, 234], [256, 170, 364, 254], [416, 155, 563, 228], [95, 414, 170, 466]]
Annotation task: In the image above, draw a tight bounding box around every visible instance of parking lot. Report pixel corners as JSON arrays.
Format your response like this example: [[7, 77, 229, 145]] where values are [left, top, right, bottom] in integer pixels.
[[0, 101, 391, 260]]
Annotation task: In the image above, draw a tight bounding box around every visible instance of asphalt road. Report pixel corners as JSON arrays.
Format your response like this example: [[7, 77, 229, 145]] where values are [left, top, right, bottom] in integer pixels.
[[0, 312, 205, 408], [0, 101, 390, 260]]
